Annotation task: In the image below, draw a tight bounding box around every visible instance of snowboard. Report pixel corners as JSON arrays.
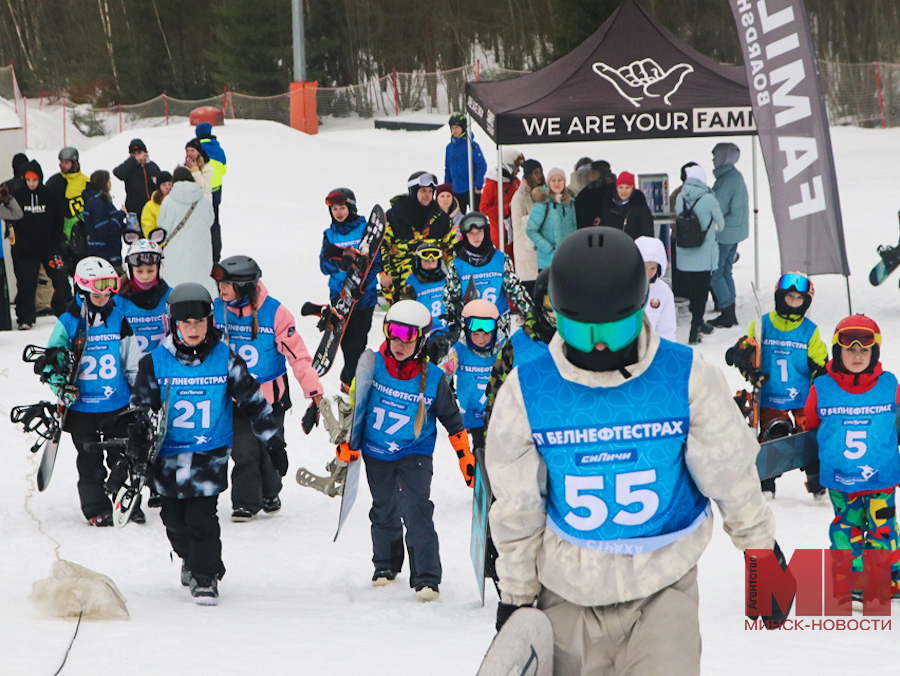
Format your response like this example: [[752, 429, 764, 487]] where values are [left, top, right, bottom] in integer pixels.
[[733, 283, 763, 434], [302, 205, 385, 376], [478, 608, 554, 676], [756, 429, 818, 482], [470, 446, 492, 605], [868, 211, 900, 286]]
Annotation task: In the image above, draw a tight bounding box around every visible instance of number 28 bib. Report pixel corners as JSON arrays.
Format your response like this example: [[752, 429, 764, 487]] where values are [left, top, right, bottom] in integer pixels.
[[518, 342, 710, 554]]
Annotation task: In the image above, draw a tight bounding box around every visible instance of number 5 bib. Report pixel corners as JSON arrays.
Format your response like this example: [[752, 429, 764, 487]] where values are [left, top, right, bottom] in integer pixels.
[[518, 342, 710, 554]]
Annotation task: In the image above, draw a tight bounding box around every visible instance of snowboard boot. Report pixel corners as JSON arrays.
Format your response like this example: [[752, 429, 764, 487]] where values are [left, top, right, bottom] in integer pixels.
[[709, 305, 738, 328], [89, 511, 114, 527], [181, 560, 191, 587], [231, 507, 254, 523], [262, 496, 282, 514], [805, 473, 828, 502], [189, 574, 219, 606], [147, 488, 162, 509], [699, 322, 715, 335], [129, 506, 146, 524], [689, 325, 702, 345], [415, 583, 440, 602], [372, 569, 397, 587], [761, 477, 776, 501]]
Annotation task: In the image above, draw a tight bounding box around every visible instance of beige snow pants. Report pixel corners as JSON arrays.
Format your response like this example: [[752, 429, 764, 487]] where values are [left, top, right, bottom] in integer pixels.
[[538, 566, 701, 676]]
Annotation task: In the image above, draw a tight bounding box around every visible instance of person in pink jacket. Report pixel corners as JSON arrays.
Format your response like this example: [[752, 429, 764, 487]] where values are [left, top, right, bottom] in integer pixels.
[[212, 255, 324, 522]]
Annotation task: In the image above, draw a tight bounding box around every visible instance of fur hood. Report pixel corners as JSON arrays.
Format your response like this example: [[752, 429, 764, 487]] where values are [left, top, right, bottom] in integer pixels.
[[531, 185, 575, 205]]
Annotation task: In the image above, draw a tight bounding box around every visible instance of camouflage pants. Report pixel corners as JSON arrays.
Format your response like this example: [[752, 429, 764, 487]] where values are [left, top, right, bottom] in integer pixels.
[[828, 489, 900, 597]]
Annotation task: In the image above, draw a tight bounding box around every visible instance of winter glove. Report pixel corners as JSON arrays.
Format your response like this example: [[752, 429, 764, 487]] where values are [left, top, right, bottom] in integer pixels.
[[496, 602, 532, 632], [747, 369, 769, 389], [301, 400, 320, 435], [336, 442, 360, 463], [449, 430, 474, 487], [339, 247, 361, 272], [746, 541, 794, 629], [725, 337, 755, 371], [266, 435, 289, 477], [426, 334, 452, 365]]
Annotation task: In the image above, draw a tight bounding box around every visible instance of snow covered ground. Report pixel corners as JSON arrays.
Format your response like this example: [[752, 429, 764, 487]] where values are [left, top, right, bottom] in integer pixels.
[[2, 115, 900, 674]]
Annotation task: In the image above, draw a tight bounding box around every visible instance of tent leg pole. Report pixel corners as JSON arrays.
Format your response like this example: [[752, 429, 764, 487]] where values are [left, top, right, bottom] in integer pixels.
[[845, 276, 852, 315], [752, 135, 759, 289], [466, 110, 475, 213], [497, 144, 504, 251]]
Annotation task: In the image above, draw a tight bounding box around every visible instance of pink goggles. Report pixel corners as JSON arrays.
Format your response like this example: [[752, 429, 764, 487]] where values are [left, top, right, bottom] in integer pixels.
[[76, 274, 120, 295], [383, 322, 422, 343]]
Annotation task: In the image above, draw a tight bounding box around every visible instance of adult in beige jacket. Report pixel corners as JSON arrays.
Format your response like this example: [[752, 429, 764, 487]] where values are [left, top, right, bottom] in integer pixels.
[[486, 227, 777, 674], [509, 159, 544, 294]]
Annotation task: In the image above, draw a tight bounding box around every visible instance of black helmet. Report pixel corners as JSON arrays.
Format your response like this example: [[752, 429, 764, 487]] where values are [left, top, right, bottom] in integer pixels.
[[459, 211, 490, 234], [168, 282, 213, 323], [325, 187, 358, 219], [448, 112, 466, 131], [532, 266, 556, 336], [212, 255, 261, 298], [407, 170, 437, 197], [549, 227, 647, 324]]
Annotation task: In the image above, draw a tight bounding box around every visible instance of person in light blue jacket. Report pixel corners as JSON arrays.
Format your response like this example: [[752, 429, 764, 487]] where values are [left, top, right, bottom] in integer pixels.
[[525, 168, 577, 271], [675, 165, 725, 345]]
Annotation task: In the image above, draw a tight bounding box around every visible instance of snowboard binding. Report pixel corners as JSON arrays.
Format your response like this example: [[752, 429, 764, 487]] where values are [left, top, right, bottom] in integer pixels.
[[10, 402, 60, 453], [296, 396, 354, 498]]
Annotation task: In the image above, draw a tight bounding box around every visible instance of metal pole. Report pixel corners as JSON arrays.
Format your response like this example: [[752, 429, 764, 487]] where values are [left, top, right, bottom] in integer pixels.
[[844, 276, 853, 315], [752, 135, 759, 289], [497, 144, 504, 251], [466, 109, 475, 213], [291, 0, 306, 81]]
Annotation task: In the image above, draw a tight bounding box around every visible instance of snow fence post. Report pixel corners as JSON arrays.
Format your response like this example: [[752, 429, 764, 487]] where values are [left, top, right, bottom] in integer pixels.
[[392, 69, 399, 117], [118, 105, 123, 133], [164, 93, 169, 126], [874, 62, 886, 129]]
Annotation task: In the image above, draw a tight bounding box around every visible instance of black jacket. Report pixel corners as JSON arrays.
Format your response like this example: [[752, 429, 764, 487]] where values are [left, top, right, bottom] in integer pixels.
[[113, 156, 161, 215], [10, 161, 64, 257], [385, 194, 453, 242], [575, 179, 616, 230], [599, 189, 655, 240]]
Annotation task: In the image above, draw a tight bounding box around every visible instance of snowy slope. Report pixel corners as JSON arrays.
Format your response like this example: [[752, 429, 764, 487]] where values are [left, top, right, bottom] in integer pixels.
[[2, 118, 900, 674]]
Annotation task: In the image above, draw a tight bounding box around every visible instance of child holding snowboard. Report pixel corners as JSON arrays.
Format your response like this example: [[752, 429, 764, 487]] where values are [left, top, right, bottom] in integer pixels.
[[804, 315, 900, 601], [726, 272, 828, 499], [339, 299, 472, 601]]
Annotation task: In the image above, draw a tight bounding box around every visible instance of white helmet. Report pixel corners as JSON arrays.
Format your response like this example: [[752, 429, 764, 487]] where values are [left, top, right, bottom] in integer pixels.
[[384, 300, 432, 361], [124, 239, 164, 279], [74, 256, 120, 295]]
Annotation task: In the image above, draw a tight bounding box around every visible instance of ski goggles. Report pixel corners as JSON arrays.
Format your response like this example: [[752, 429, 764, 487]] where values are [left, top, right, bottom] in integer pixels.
[[80, 276, 120, 294], [170, 300, 213, 322], [210, 262, 257, 284], [833, 327, 881, 349], [776, 272, 811, 294], [466, 317, 496, 334], [126, 252, 161, 268], [460, 217, 490, 233], [407, 173, 438, 190], [384, 321, 423, 343], [415, 246, 442, 260], [554, 307, 643, 353], [325, 191, 353, 207]]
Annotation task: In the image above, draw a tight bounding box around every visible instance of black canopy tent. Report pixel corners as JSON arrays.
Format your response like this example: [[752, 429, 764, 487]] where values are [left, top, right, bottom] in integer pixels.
[[463, 0, 762, 280]]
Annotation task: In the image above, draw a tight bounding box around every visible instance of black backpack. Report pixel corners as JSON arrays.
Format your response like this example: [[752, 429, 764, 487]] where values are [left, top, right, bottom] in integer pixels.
[[675, 197, 709, 249]]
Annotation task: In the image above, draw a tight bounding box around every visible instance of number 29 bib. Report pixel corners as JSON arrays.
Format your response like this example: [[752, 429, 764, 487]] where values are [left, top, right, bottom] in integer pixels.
[[518, 342, 709, 554]]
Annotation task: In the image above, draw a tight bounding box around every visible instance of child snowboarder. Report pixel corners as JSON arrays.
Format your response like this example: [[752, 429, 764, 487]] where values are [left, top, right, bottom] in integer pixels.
[[319, 187, 382, 392], [340, 299, 472, 601], [117, 233, 171, 356], [43, 256, 143, 525], [398, 240, 450, 336], [212, 255, 324, 522], [804, 315, 900, 601], [726, 272, 828, 499], [130, 282, 285, 604], [445, 299, 504, 451], [634, 236, 676, 343]]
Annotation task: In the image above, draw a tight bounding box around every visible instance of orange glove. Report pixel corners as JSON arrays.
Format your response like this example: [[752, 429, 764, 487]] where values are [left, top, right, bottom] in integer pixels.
[[449, 430, 474, 488], [336, 442, 360, 463]]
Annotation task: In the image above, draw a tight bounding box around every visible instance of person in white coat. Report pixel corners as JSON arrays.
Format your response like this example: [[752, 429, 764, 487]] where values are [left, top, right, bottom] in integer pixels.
[[157, 167, 215, 294], [635, 236, 677, 343]]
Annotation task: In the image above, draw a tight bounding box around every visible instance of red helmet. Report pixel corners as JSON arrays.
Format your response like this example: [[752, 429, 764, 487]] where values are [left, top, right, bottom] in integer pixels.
[[832, 315, 881, 348]]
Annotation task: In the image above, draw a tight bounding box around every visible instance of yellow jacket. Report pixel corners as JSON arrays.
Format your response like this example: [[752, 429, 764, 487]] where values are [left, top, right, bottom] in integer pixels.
[[140, 193, 163, 237]]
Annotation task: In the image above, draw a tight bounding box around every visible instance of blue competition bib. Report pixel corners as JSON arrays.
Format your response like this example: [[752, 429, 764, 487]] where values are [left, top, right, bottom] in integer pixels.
[[815, 372, 900, 491], [452, 250, 509, 316], [115, 288, 171, 355], [455, 342, 495, 430], [324, 219, 367, 298], [518, 342, 710, 554], [214, 296, 288, 385], [405, 274, 448, 334], [760, 314, 816, 410], [362, 353, 442, 461], [510, 328, 549, 367], [152, 340, 233, 456], [66, 307, 131, 413]]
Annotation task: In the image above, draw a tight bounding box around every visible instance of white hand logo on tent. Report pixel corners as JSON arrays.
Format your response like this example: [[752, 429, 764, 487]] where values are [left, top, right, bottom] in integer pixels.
[[592, 58, 693, 108]]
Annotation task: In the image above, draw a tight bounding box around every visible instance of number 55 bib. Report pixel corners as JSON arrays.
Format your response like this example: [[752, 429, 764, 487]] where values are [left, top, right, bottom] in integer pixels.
[[519, 342, 709, 554]]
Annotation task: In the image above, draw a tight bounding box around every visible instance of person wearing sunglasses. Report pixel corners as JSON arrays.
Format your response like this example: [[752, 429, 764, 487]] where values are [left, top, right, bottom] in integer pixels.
[[130, 282, 285, 605], [487, 227, 781, 666], [381, 171, 456, 305], [319, 187, 382, 392], [42, 256, 144, 526], [725, 272, 828, 500], [397, 240, 449, 337], [212, 255, 323, 523], [444, 212, 533, 340], [803, 315, 900, 602], [341, 299, 470, 601]]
